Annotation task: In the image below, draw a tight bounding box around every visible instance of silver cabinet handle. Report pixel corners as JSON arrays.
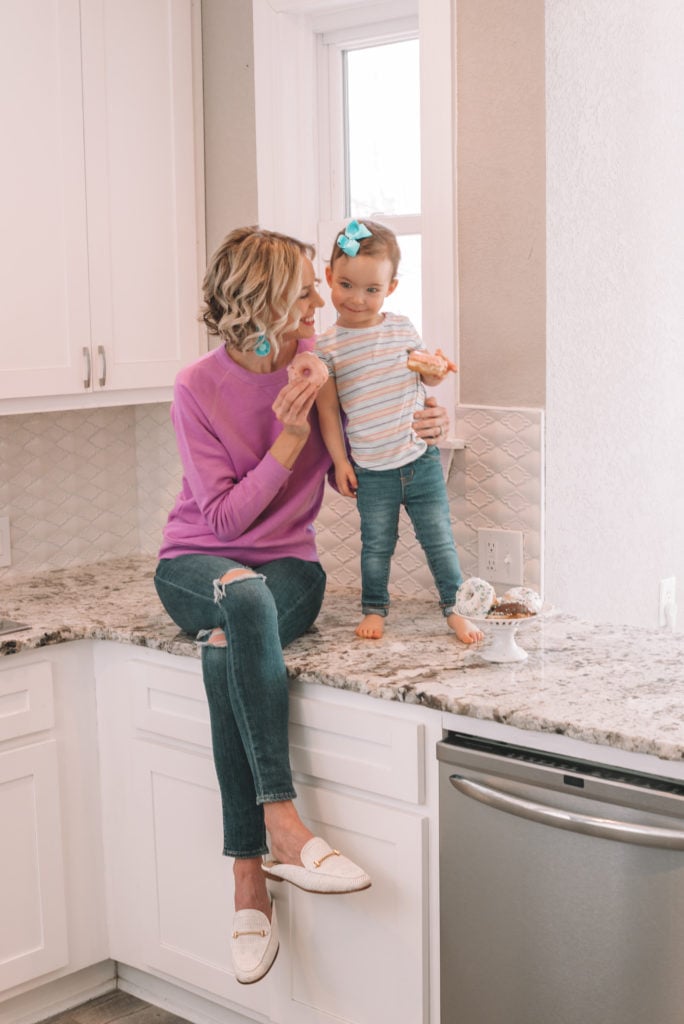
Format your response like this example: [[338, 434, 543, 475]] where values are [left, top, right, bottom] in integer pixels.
[[82, 346, 91, 389], [97, 345, 107, 387], [449, 774, 684, 850]]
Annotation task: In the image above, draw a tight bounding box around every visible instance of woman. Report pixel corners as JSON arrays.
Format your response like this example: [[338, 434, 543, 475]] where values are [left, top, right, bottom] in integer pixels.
[[154, 227, 449, 984]]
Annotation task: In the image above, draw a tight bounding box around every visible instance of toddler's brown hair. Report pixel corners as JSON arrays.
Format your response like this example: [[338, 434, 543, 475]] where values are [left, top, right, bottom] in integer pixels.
[[329, 219, 401, 278]]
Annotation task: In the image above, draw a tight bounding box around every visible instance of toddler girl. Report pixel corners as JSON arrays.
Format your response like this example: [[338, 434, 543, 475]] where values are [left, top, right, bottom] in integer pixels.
[[315, 219, 483, 644]]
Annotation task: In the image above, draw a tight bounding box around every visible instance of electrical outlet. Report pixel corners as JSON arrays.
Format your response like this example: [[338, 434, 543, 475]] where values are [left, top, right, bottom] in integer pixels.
[[478, 529, 524, 585], [659, 577, 677, 629], [0, 516, 10, 567]]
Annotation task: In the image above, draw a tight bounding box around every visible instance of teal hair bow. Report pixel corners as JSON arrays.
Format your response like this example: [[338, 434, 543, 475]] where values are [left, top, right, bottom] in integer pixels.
[[336, 219, 372, 257]]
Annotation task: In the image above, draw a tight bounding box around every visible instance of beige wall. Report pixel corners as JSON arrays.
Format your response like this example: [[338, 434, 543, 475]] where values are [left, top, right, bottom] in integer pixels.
[[201, 0, 259, 258], [456, 0, 546, 408]]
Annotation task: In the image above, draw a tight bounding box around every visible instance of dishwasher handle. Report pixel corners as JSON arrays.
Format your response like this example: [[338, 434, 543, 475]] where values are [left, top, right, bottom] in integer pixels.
[[449, 773, 684, 850]]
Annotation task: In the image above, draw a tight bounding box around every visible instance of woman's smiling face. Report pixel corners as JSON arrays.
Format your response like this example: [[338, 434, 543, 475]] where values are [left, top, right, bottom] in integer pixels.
[[283, 257, 325, 341]]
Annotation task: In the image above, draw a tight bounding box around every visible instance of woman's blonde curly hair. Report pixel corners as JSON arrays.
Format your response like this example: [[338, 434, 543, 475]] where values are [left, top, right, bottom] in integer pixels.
[[201, 227, 315, 356]]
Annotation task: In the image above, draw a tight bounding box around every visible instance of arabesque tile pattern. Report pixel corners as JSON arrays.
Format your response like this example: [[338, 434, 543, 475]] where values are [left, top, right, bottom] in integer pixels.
[[0, 405, 542, 597]]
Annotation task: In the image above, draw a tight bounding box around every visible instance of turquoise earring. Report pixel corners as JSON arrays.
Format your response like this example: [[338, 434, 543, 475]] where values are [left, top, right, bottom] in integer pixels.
[[255, 334, 271, 356]]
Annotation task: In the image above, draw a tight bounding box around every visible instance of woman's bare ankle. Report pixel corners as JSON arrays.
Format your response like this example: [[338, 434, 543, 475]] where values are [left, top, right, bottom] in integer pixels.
[[233, 857, 271, 917], [264, 800, 314, 866]]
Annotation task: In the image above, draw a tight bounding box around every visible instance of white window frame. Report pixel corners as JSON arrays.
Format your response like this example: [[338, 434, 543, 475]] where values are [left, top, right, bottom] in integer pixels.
[[316, 25, 422, 328], [316, 18, 420, 223], [252, 0, 456, 409]]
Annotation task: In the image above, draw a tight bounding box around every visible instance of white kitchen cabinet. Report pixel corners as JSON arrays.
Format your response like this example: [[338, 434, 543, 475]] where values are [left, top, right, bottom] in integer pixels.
[[274, 781, 427, 1024], [0, 0, 204, 411], [0, 739, 69, 991], [0, 646, 107, 1001], [95, 643, 433, 1024], [95, 645, 272, 1018], [278, 690, 429, 1024]]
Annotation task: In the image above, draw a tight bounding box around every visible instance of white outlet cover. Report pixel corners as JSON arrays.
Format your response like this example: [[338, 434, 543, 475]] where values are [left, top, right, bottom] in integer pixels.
[[477, 528, 524, 586]]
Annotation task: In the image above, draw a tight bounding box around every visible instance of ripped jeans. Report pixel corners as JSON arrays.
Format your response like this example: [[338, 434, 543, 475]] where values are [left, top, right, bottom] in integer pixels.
[[154, 554, 326, 858]]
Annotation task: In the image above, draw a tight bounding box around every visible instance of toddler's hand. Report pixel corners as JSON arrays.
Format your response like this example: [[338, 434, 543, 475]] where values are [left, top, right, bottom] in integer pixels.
[[335, 460, 358, 498]]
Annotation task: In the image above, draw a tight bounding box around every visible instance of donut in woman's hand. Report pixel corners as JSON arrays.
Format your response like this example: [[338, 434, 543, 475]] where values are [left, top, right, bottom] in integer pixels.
[[287, 352, 329, 390], [455, 577, 496, 617]]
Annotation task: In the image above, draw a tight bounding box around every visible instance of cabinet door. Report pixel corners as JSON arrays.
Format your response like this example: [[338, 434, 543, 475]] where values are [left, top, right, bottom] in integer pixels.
[[80, 0, 203, 392], [130, 741, 271, 1018], [0, 0, 91, 398], [0, 0, 203, 405], [274, 782, 428, 1024], [0, 741, 69, 991]]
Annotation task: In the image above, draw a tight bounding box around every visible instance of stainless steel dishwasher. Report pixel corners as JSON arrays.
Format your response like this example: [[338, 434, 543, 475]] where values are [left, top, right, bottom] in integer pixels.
[[438, 732, 684, 1024]]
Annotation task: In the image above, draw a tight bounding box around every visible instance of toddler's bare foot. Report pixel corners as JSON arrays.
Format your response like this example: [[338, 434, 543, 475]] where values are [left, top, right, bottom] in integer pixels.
[[447, 612, 484, 644], [355, 613, 385, 639]]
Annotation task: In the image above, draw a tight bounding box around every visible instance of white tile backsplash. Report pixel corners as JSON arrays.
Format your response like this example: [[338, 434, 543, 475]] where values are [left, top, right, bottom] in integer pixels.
[[1, 408, 140, 576], [0, 404, 543, 598], [317, 406, 543, 603]]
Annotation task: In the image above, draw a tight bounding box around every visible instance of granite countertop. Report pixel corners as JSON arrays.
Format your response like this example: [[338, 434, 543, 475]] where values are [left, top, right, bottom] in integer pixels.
[[2, 555, 684, 764]]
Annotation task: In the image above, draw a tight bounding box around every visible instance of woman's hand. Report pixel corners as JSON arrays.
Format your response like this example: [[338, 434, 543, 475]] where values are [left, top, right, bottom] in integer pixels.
[[270, 378, 318, 468], [272, 379, 318, 436], [413, 395, 450, 445]]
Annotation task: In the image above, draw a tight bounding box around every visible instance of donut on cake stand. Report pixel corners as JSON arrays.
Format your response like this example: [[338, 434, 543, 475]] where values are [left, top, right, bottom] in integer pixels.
[[455, 578, 547, 663]]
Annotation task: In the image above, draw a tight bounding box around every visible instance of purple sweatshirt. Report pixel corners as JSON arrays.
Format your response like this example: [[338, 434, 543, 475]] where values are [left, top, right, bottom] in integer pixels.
[[159, 339, 332, 565]]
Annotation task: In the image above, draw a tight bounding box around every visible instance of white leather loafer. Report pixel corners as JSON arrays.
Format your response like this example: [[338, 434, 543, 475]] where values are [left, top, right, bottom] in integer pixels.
[[231, 902, 279, 984], [262, 836, 371, 894]]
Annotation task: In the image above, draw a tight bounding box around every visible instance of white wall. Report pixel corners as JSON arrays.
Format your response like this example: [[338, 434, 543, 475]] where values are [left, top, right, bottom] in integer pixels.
[[545, 0, 684, 626]]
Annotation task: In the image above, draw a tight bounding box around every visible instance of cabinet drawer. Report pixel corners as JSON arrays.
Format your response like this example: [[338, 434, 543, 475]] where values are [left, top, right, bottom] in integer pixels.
[[0, 660, 54, 741], [289, 695, 424, 804], [130, 658, 424, 803], [131, 658, 211, 748]]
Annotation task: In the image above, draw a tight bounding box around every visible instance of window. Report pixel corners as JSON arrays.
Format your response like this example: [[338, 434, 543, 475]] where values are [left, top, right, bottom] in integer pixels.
[[345, 40, 420, 217], [343, 39, 422, 331], [253, 0, 456, 403], [317, 21, 424, 332]]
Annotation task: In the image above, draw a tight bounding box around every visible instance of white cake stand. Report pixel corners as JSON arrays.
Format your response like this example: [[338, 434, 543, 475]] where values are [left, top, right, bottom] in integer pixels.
[[470, 613, 540, 663]]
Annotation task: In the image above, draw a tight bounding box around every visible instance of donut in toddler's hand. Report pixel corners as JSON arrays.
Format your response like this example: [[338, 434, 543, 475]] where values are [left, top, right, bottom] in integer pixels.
[[287, 352, 329, 390], [407, 348, 458, 380], [455, 577, 496, 618]]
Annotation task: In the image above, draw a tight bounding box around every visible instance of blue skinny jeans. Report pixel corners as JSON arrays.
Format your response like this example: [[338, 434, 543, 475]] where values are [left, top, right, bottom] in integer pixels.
[[354, 445, 463, 616], [154, 554, 326, 858]]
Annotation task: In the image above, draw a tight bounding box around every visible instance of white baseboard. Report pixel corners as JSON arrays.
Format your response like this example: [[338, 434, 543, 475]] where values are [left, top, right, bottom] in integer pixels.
[[117, 964, 266, 1024], [0, 962, 117, 1024]]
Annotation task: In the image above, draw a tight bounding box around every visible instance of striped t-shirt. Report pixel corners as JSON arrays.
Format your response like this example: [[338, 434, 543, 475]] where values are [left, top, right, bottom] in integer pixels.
[[316, 313, 428, 471]]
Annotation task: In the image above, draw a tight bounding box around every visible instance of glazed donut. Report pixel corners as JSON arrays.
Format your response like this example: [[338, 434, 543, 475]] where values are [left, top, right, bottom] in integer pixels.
[[407, 347, 458, 380], [501, 587, 543, 615], [287, 351, 329, 390], [455, 577, 496, 618]]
